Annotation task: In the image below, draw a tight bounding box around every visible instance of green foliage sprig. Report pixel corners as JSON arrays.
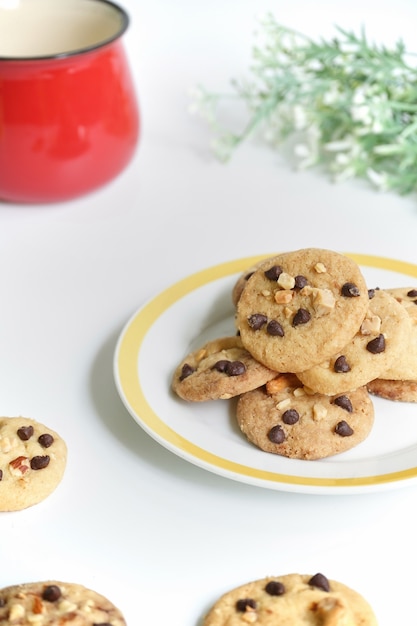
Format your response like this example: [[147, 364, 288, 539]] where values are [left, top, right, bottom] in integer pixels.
[[190, 15, 417, 194]]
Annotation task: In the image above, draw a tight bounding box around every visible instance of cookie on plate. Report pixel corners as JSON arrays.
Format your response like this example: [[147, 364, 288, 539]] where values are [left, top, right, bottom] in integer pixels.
[[172, 336, 278, 402], [297, 289, 411, 395], [203, 572, 378, 626], [236, 374, 374, 459], [377, 287, 417, 381], [236, 248, 369, 372], [0, 580, 126, 625], [367, 378, 417, 402], [385, 286, 417, 318], [0, 416, 67, 512]]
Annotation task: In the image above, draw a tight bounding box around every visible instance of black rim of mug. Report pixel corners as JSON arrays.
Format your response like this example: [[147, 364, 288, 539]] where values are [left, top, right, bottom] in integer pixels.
[[0, 0, 130, 61]]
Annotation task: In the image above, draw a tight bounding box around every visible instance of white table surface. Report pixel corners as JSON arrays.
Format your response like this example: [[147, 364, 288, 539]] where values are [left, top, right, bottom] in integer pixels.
[[1, 1, 417, 624]]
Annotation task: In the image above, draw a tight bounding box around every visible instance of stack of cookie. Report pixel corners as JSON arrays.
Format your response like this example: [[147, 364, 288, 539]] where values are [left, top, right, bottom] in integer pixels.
[[172, 248, 416, 460]]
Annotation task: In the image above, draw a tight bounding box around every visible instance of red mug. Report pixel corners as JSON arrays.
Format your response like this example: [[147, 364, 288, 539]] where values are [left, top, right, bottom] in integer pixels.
[[0, 0, 139, 203]]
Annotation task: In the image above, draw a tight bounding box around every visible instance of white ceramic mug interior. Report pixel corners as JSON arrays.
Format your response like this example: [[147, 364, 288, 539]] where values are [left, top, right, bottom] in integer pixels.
[[0, 0, 128, 59]]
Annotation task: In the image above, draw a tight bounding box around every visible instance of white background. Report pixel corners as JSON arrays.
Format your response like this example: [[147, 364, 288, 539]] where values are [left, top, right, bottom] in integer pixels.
[[1, 1, 417, 624]]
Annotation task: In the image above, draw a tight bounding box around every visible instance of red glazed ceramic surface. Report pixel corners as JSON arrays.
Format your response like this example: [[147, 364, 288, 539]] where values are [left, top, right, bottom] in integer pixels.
[[0, 0, 139, 203]]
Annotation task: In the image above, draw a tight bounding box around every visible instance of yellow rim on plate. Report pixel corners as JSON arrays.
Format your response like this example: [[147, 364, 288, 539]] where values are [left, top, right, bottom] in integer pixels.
[[115, 253, 417, 490]]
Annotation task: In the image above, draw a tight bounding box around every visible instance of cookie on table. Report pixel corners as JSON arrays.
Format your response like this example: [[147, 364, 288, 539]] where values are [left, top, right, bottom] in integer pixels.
[[172, 336, 278, 402], [378, 287, 417, 381], [0, 416, 67, 512], [236, 248, 369, 373], [297, 289, 411, 395], [0, 580, 126, 625], [236, 374, 374, 459], [203, 572, 377, 626], [367, 378, 417, 402]]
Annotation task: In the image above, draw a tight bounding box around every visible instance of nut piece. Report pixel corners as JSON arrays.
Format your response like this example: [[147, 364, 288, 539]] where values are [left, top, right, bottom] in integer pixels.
[[314, 262, 327, 273], [9, 456, 30, 476], [304, 287, 335, 316], [274, 290, 294, 304], [195, 348, 207, 363], [58, 599, 78, 613], [276, 399, 291, 411], [266, 374, 300, 394], [9, 603, 26, 621], [360, 314, 381, 336], [0, 436, 18, 453], [314, 596, 352, 626], [313, 289, 336, 315], [241, 611, 258, 623], [277, 272, 296, 290], [32, 596, 44, 614], [313, 403, 328, 421]]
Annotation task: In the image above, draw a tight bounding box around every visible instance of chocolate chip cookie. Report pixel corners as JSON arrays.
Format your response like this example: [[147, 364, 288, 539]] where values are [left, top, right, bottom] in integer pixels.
[[367, 378, 417, 402], [0, 416, 67, 511], [203, 572, 377, 626], [297, 289, 411, 395], [236, 248, 369, 372], [0, 580, 126, 625], [378, 287, 417, 381], [236, 374, 374, 459], [172, 336, 278, 401]]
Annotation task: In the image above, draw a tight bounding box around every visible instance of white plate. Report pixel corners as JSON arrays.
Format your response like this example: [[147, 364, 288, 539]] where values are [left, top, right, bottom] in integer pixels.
[[114, 253, 417, 494]]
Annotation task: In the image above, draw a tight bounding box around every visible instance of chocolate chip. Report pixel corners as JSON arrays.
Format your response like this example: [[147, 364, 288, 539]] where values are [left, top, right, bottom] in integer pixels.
[[30, 455, 50, 470], [366, 334, 385, 354], [282, 409, 299, 425], [213, 360, 246, 376], [179, 363, 195, 381], [333, 355, 350, 373], [333, 395, 353, 412], [407, 289, 417, 298], [213, 360, 229, 372], [368, 288, 376, 299], [17, 425, 34, 441], [226, 361, 246, 376], [0, 469, 3, 481], [268, 425, 285, 444], [308, 573, 330, 592], [264, 265, 283, 281], [293, 275, 308, 289], [42, 585, 62, 602], [265, 581, 285, 596], [236, 598, 257, 612], [38, 433, 54, 448], [292, 308, 311, 326], [248, 313, 268, 330], [341, 282, 360, 297], [267, 320, 284, 336], [335, 420, 354, 437]]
